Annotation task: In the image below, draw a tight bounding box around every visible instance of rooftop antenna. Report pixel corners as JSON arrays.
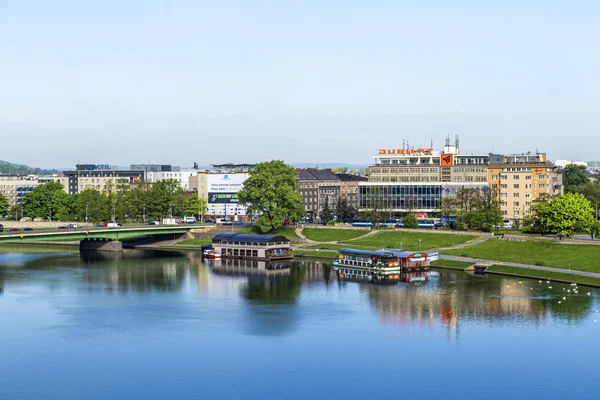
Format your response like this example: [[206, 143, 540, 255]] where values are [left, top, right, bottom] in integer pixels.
[[430, 137, 433, 149], [445, 135, 450, 147], [455, 134, 460, 151], [403, 139, 406, 151]]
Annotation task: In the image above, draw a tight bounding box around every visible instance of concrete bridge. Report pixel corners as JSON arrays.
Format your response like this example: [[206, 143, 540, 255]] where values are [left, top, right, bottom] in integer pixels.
[[0, 224, 210, 251]]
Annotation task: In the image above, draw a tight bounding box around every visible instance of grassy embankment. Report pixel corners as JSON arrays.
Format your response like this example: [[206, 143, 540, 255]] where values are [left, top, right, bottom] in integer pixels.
[[301, 228, 369, 242], [236, 226, 300, 239], [294, 230, 476, 259], [430, 260, 474, 270], [486, 265, 600, 287], [443, 239, 600, 273]]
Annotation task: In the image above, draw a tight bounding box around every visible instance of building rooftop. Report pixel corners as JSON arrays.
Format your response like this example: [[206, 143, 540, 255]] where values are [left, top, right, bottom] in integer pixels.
[[336, 173, 368, 182], [296, 168, 340, 181], [212, 233, 290, 244]]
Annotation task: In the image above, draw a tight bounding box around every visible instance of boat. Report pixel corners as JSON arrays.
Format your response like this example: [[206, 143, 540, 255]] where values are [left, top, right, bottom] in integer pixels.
[[333, 248, 401, 284], [203, 249, 221, 260]]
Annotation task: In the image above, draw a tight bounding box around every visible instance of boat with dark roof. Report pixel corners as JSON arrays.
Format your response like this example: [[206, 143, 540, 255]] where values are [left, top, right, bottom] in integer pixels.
[[211, 233, 293, 261], [332, 248, 401, 284]]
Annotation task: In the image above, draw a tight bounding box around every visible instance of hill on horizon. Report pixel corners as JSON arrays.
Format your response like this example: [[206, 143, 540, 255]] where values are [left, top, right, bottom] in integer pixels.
[[0, 159, 60, 175]]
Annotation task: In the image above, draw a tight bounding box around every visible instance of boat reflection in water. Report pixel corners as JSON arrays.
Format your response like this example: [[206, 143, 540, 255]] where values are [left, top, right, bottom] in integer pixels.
[[209, 258, 291, 277], [333, 264, 439, 286]]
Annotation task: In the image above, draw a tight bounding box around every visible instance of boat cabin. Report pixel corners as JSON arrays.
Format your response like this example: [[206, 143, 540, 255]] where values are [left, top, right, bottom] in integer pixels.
[[389, 250, 432, 270], [211, 233, 293, 261]]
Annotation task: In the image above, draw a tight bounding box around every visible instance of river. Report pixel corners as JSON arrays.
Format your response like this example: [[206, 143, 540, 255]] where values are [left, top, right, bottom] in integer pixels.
[[0, 248, 598, 400]]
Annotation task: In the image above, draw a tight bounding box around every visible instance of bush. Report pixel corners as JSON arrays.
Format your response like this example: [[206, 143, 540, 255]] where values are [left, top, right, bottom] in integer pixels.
[[535, 261, 544, 266], [404, 214, 418, 229], [461, 253, 469, 257]]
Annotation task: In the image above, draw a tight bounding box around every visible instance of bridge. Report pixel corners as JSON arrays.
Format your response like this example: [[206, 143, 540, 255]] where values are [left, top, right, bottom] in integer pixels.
[[0, 224, 210, 244]]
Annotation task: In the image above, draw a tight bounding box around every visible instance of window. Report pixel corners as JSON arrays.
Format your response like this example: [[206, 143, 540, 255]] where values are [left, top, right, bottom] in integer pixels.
[[538, 175, 546, 180], [525, 193, 531, 198], [514, 193, 520, 198], [502, 210, 508, 215], [501, 175, 508, 180], [513, 175, 520, 180], [501, 193, 507, 198], [525, 184, 532, 189], [501, 201, 508, 207], [513, 201, 520, 206], [514, 184, 519, 189], [501, 184, 508, 189], [492, 175, 498, 180], [525, 202, 532, 207], [525, 175, 532, 180], [539, 184, 547, 189], [492, 184, 498, 189]]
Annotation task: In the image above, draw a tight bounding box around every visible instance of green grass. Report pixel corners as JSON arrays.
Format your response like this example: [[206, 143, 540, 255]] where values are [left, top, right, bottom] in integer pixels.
[[291, 250, 336, 259], [302, 243, 375, 251], [236, 226, 300, 239], [430, 260, 473, 270], [302, 228, 368, 242], [486, 265, 600, 287], [444, 239, 600, 273], [177, 238, 212, 246], [341, 231, 476, 251]]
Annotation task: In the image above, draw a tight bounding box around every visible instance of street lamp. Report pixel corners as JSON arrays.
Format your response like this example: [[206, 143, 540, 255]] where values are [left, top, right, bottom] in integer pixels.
[[85, 204, 88, 223]]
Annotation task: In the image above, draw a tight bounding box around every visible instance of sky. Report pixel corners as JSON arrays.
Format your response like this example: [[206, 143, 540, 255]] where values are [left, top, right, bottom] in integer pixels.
[[1, 0, 599, 168]]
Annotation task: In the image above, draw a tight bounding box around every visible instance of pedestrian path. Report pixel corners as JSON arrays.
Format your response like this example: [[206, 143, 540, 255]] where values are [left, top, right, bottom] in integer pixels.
[[441, 254, 600, 279]]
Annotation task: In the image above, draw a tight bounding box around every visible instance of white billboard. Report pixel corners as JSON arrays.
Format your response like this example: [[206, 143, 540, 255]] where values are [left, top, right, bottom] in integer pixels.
[[207, 173, 248, 193]]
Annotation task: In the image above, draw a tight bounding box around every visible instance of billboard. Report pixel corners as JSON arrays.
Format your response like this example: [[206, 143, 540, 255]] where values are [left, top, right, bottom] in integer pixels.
[[208, 192, 240, 204], [207, 173, 248, 193]]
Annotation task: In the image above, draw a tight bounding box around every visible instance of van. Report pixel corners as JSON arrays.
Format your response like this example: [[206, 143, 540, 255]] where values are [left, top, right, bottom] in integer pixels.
[[181, 216, 196, 224], [216, 218, 232, 225]]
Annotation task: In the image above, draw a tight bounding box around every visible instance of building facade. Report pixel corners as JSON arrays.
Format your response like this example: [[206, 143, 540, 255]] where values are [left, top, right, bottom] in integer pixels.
[[296, 169, 341, 219], [146, 170, 198, 191], [63, 164, 144, 195], [487, 153, 563, 223], [0, 174, 69, 205], [197, 164, 254, 219], [336, 173, 368, 209]]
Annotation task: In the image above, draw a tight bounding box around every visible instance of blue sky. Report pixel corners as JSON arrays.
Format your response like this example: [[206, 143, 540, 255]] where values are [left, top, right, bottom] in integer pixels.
[[1, 0, 598, 168]]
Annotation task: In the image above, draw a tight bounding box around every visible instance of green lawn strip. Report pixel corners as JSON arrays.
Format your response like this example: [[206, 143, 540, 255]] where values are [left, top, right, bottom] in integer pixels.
[[430, 260, 473, 270], [177, 238, 212, 246], [302, 243, 377, 251], [341, 231, 475, 251], [486, 265, 600, 287], [443, 239, 600, 273], [236, 226, 300, 239], [301, 228, 369, 242], [291, 250, 337, 259]]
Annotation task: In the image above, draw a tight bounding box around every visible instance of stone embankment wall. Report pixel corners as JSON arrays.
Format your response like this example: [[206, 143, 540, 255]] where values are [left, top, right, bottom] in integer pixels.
[[80, 239, 123, 252]]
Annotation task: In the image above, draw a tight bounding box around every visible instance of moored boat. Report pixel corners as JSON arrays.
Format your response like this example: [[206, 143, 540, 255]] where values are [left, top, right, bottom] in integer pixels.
[[333, 248, 401, 284]]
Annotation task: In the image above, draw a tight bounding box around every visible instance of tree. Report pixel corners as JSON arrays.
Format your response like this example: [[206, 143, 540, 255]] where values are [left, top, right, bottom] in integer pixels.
[[403, 214, 418, 229], [336, 198, 355, 223], [22, 181, 72, 220], [546, 193, 594, 238], [332, 166, 348, 174], [238, 160, 304, 233], [526, 194, 553, 235], [439, 196, 458, 226], [564, 165, 589, 193], [74, 189, 108, 223], [0, 193, 9, 217], [320, 196, 333, 224], [184, 195, 207, 220]]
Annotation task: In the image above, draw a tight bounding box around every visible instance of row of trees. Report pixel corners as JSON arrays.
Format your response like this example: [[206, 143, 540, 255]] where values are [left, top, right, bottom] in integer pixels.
[[319, 197, 357, 225], [440, 188, 503, 231], [2, 180, 207, 223]]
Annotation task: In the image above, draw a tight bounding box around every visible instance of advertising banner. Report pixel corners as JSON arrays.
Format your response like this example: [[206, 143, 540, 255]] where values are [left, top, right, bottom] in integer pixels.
[[207, 173, 247, 193], [208, 192, 240, 203]]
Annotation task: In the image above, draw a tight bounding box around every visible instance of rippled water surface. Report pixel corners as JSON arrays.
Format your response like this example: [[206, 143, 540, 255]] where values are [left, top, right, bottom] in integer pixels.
[[1, 249, 599, 400]]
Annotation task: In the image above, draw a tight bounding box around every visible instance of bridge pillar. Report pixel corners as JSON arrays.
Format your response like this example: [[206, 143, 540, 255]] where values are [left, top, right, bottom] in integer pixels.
[[80, 238, 123, 253]]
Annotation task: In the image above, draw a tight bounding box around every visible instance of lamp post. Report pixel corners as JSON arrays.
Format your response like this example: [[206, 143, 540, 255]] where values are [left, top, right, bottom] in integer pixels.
[[48, 206, 52, 222], [143, 206, 146, 223], [85, 204, 88, 223], [418, 239, 422, 251]]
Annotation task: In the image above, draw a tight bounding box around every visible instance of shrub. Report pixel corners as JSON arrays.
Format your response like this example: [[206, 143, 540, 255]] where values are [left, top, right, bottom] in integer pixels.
[[404, 214, 418, 229], [535, 261, 544, 266]]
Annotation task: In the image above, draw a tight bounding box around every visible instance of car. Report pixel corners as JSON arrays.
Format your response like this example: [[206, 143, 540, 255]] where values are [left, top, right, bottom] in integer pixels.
[[58, 223, 78, 230], [8, 228, 22, 233], [145, 221, 159, 225], [22, 227, 33, 231], [95, 224, 106, 228]]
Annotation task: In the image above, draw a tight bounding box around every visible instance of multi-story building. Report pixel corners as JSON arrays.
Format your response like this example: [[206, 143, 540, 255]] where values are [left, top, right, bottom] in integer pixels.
[[130, 164, 181, 179], [488, 152, 563, 223], [197, 164, 254, 219], [0, 174, 69, 205], [336, 173, 368, 209], [359, 138, 490, 216], [368, 138, 489, 184], [146, 170, 198, 191], [63, 164, 144, 195], [296, 169, 340, 219]]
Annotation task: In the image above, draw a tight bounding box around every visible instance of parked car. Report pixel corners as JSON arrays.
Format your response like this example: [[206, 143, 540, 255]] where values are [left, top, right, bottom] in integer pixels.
[[95, 224, 106, 228], [22, 227, 33, 231], [145, 220, 160, 225], [181, 216, 197, 224], [8, 228, 23, 233]]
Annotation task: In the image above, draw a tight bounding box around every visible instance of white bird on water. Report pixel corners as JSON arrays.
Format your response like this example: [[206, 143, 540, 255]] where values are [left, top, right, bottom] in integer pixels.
[[563, 297, 566, 300], [588, 292, 591, 296], [548, 286, 553, 289]]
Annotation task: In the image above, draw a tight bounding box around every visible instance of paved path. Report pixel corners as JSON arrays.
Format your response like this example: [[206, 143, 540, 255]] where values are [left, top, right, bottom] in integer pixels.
[[436, 235, 490, 251], [441, 254, 600, 279]]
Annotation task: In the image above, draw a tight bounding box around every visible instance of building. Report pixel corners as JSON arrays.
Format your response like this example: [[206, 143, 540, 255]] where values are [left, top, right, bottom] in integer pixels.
[[197, 164, 254, 220], [359, 137, 490, 216], [63, 164, 144, 195], [488, 152, 563, 223], [296, 169, 341, 219], [0, 174, 69, 205], [146, 170, 198, 191], [130, 164, 181, 179], [336, 173, 368, 209], [368, 136, 489, 184]]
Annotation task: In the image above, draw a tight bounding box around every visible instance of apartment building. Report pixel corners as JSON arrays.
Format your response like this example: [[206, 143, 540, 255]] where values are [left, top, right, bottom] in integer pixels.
[[488, 153, 563, 223], [0, 174, 69, 205]]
